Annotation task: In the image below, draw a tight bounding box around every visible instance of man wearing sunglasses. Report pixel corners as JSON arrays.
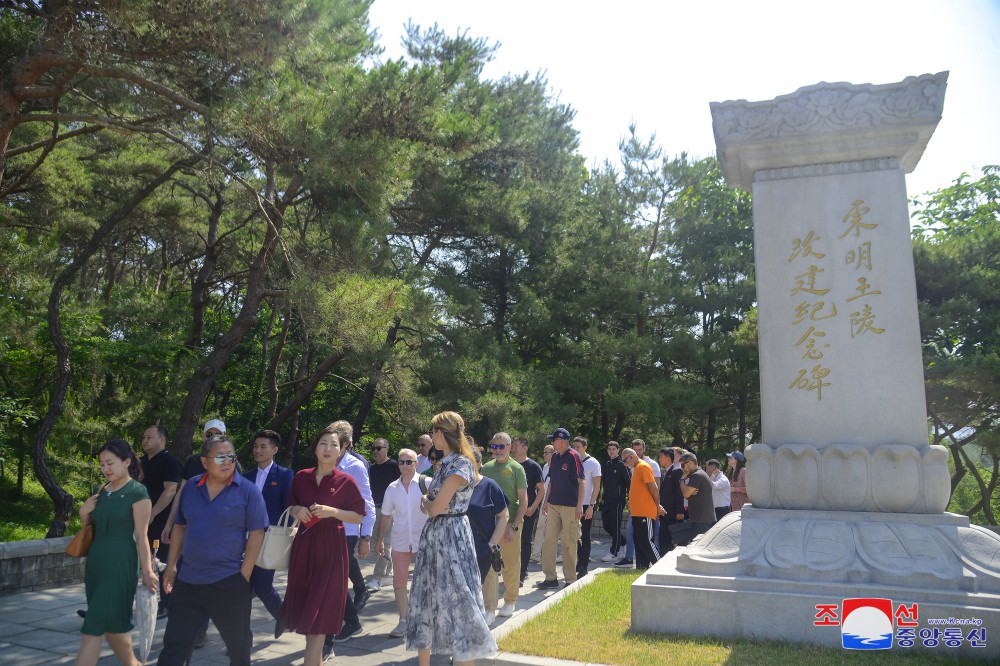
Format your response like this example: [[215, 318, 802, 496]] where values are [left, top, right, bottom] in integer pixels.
[[158, 434, 269, 665], [368, 438, 401, 590], [481, 432, 528, 617], [374, 448, 428, 638]]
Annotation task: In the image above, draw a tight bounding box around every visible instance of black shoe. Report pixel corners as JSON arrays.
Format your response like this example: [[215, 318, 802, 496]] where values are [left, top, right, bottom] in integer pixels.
[[533, 578, 559, 589], [157, 606, 168, 620], [193, 628, 207, 649], [274, 616, 285, 640], [76, 609, 87, 619], [322, 642, 334, 661], [354, 587, 372, 611], [333, 622, 362, 642]]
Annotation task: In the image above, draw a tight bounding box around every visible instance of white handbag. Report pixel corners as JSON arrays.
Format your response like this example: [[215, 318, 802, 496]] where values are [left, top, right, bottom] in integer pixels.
[[256, 507, 300, 570]]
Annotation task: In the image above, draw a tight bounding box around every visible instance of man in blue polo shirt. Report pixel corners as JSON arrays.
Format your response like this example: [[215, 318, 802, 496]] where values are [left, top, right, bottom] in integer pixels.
[[158, 435, 268, 666], [535, 427, 585, 589]]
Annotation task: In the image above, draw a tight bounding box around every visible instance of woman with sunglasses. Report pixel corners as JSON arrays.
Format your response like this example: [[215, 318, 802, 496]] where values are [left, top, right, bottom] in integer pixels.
[[281, 426, 366, 666], [374, 448, 428, 637], [75, 439, 157, 666], [406, 412, 497, 666]]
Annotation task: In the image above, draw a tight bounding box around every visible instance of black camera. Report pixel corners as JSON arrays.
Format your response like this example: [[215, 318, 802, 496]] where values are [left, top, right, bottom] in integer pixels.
[[490, 544, 503, 573]]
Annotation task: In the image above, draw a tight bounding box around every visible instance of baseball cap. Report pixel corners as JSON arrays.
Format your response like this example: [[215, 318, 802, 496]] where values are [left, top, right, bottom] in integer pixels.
[[726, 450, 746, 464], [203, 418, 227, 434], [547, 427, 570, 440]]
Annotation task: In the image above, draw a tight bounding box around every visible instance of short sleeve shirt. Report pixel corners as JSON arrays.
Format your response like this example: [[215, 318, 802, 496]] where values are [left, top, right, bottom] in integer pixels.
[[480, 459, 527, 525], [380, 478, 428, 552], [520, 457, 544, 506], [176, 472, 269, 585], [684, 468, 716, 524], [369, 459, 401, 506], [547, 449, 584, 507], [580, 455, 602, 506], [629, 461, 658, 519], [140, 449, 182, 531], [467, 476, 508, 561]]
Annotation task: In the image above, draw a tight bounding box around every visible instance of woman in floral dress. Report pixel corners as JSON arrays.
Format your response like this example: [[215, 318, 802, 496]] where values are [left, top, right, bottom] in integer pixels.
[[405, 411, 497, 666]]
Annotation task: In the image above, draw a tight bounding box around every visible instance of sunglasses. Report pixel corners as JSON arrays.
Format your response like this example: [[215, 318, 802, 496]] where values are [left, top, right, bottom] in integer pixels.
[[398, 460, 416, 466], [373, 446, 387, 451], [207, 453, 238, 464], [490, 444, 506, 450]]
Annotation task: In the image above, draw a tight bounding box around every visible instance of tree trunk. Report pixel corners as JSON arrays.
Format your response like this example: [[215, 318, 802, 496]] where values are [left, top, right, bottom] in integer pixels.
[[268, 348, 346, 431], [172, 178, 299, 459], [35, 161, 186, 536], [186, 189, 223, 348], [353, 317, 401, 439]]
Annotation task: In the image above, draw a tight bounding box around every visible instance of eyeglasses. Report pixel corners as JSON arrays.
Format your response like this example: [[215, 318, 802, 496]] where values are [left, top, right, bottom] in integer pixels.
[[373, 446, 386, 451], [398, 460, 416, 466], [490, 444, 506, 450], [207, 453, 237, 464]]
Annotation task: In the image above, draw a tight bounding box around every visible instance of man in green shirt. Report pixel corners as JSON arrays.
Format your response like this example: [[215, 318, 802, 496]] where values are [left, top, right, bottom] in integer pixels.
[[481, 432, 528, 617]]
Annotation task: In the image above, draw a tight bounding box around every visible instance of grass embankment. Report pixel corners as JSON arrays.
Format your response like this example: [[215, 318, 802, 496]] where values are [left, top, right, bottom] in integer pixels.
[[499, 570, 980, 666], [0, 455, 93, 541]]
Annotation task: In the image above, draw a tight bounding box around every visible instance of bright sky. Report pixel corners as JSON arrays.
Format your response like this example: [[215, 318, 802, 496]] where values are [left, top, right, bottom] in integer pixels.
[[369, 0, 1000, 201]]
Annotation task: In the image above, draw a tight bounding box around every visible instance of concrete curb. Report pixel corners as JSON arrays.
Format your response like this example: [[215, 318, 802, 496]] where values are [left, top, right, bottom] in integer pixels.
[[476, 569, 615, 666]]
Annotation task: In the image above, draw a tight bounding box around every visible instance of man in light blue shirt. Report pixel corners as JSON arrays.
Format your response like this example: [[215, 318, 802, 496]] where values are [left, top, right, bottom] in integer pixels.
[[324, 420, 376, 655]]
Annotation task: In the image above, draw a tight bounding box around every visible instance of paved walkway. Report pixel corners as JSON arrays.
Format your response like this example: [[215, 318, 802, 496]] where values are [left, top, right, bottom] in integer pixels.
[[1, 536, 618, 665]]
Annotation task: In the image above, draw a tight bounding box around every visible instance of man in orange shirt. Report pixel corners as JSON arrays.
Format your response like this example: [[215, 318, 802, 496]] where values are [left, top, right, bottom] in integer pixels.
[[622, 447, 665, 570]]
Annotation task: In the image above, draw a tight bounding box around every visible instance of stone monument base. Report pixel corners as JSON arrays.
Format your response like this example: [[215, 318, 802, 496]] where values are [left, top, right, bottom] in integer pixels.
[[632, 507, 1000, 659]]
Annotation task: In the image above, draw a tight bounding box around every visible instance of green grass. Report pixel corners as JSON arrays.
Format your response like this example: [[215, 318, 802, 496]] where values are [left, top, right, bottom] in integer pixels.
[[0, 455, 94, 541], [499, 570, 980, 666]]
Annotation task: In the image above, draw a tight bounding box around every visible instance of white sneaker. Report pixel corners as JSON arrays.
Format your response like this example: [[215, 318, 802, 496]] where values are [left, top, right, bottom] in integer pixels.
[[498, 603, 515, 617], [389, 619, 407, 638], [600, 553, 618, 562], [487, 611, 497, 626]]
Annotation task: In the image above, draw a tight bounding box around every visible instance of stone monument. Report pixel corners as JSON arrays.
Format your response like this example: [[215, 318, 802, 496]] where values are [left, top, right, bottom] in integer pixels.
[[632, 73, 1000, 658]]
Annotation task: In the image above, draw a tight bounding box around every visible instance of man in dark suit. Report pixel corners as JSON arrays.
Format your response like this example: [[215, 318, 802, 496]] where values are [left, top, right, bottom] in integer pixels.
[[244, 429, 294, 638], [658, 447, 684, 554]]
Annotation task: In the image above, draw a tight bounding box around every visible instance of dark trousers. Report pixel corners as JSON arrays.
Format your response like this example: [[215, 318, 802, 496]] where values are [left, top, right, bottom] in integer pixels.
[[658, 515, 675, 554], [157, 574, 252, 666], [325, 536, 361, 646], [715, 506, 731, 521], [250, 565, 282, 619], [519, 513, 536, 581], [576, 505, 593, 576], [601, 497, 625, 556], [477, 553, 491, 584], [632, 516, 660, 570]]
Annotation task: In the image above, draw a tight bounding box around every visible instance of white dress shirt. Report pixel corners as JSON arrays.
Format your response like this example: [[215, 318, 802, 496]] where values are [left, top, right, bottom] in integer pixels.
[[255, 461, 274, 494], [416, 454, 432, 474], [710, 469, 732, 508], [380, 477, 428, 552]]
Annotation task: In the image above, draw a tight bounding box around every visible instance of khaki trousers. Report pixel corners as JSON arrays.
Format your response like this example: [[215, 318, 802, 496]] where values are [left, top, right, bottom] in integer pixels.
[[498, 530, 520, 604], [542, 504, 579, 583]]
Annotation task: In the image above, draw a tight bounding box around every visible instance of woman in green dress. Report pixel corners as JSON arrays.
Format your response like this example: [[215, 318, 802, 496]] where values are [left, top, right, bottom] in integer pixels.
[[75, 439, 157, 666]]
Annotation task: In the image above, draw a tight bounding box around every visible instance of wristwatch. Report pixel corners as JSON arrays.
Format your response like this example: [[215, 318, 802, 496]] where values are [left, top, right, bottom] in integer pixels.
[[512, 525, 519, 532], [359, 535, 371, 541]]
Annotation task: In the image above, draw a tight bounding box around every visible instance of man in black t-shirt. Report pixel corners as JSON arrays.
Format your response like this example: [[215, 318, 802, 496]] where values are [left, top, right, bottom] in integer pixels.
[[367, 437, 400, 587], [140, 424, 182, 616], [679, 452, 716, 540], [511, 436, 544, 585]]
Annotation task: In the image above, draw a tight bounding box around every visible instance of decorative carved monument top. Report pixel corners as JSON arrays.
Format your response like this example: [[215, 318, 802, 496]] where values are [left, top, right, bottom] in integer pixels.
[[711, 72, 948, 190]]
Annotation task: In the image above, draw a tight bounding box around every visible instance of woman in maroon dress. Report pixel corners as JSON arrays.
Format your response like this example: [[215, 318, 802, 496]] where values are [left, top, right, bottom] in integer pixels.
[[282, 427, 365, 666]]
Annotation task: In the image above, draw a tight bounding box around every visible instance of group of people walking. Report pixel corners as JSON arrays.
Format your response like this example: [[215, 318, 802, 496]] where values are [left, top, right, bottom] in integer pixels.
[[72, 414, 748, 665]]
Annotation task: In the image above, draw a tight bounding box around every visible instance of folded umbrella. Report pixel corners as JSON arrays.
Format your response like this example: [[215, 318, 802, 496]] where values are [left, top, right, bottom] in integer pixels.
[[133, 584, 157, 663]]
